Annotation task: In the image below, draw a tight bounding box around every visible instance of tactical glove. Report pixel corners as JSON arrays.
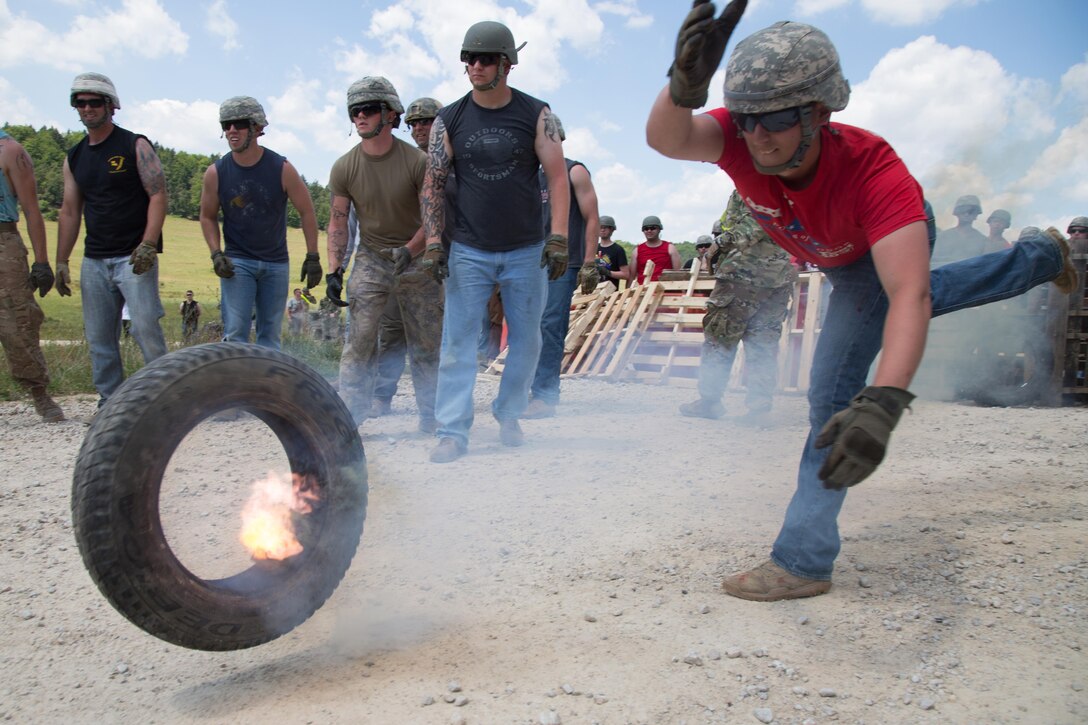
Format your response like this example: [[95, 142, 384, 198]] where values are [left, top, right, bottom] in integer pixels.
[[129, 242, 158, 275], [211, 250, 235, 279], [668, 0, 749, 109], [815, 386, 915, 490], [29, 262, 55, 298], [300, 252, 322, 289], [541, 233, 569, 281], [325, 267, 349, 307], [577, 261, 599, 295], [55, 262, 72, 297], [421, 243, 448, 283], [300, 289, 317, 304], [390, 246, 412, 276]]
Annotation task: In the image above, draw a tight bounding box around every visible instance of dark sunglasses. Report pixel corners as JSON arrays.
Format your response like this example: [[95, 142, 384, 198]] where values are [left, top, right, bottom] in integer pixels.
[[220, 119, 252, 131], [350, 103, 385, 118], [73, 98, 106, 109], [461, 51, 500, 67], [1070, 227, 1088, 234], [407, 118, 434, 129], [733, 107, 802, 134], [642, 225, 660, 232]]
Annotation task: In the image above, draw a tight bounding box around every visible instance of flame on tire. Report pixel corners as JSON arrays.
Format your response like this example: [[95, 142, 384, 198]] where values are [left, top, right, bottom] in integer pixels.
[[239, 472, 319, 560]]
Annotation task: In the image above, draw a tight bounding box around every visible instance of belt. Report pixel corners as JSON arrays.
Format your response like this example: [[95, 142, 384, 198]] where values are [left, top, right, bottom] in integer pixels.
[[0, 221, 17, 232]]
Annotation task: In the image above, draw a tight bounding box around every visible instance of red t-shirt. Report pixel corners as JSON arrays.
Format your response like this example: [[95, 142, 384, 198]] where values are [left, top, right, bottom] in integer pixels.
[[708, 108, 926, 267], [636, 241, 673, 283]]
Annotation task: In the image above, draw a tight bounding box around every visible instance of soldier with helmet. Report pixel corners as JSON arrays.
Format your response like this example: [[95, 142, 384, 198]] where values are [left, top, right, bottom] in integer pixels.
[[932, 194, 987, 265], [404, 97, 443, 152], [595, 215, 629, 286], [326, 76, 443, 433], [198, 95, 320, 350], [56, 72, 169, 407], [421, 19, 569, 462], [631, 214, 680, 284], [985, 208, 1012, 252], [648, 0, 1076, 601], [1067, 216, 1088, 255]]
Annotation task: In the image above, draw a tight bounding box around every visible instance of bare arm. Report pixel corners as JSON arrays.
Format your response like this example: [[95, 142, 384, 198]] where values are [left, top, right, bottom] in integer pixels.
[[646, 86, 726, 163], [57, 158, 83, 264], [537, 107, 569, 239], [869, 221, 932, 389], [421, 117, 452, 246], [629, 247, 639, 286], [615, 261, 630, 282], [668, 243, 682, 270], [135, 138, 167, 244], [198, 164, 222, 254], [327, 194, 351, 269], [569, 164, 599, 264], [282, 160, 319, 254], [2, 139, 48, 263], [405, 226, 426, 256]]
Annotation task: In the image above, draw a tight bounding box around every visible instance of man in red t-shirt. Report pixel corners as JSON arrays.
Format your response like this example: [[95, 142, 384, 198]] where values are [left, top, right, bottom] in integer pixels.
[[648, 0, 1077, 601], [631, 215, 681, 284]]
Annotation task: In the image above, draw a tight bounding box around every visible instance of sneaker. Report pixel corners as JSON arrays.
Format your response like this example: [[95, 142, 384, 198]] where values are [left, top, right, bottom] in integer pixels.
[[1046, 227, 1078, 294], [30, 387, 64, 423], [721, 560, 831, 602], [497, 418, 524, 447], [521, 398, 556, 419], [418, 417, 438, 434], [678, 397, 724, 420], [430, 437, 466, 463]]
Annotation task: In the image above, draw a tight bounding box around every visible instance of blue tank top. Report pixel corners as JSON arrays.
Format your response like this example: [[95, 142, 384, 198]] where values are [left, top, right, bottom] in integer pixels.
[[539, 158, 587, 262], [0, 130, 19, 223], [439, 88, 547, 251], [215, 149, 288, 263]]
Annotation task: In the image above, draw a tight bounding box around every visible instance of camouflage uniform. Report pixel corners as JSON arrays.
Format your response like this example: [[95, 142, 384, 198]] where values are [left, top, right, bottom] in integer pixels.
[[697, 190, 796, 413], [0, 227, 49, 389]]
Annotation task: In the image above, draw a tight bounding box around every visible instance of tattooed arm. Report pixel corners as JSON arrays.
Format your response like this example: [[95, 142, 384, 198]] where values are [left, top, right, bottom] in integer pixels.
[[537, 106, 569, 241], [0, 136, 49, 263], [420, 116, 452, 247], [135, 137, 167, 245], [327, 194, 351, 270]]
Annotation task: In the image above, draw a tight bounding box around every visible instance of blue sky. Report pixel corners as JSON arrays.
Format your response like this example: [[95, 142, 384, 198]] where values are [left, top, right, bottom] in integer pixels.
[[2, 0, 1086, 245]]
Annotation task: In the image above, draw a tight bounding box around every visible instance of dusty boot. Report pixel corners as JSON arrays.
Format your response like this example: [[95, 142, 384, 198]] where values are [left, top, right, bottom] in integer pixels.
[[721, 560, 831, 602], [521, 398, 556, 419], [30, 387, 64, 423], [497, 418, 524, 447], [418, 417, 437, 434], [1046, 227, 1078, 294], [371, 399, 393, 416], [430, 437, 466, 463], [678, 397, 724, 420], [736, 408, 771, 428]]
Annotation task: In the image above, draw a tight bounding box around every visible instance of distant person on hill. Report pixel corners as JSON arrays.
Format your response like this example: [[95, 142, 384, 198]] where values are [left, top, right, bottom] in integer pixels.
[[984, 209, 1012, 252], [179, 290, 202, 342], [285, 287, 309, 336]]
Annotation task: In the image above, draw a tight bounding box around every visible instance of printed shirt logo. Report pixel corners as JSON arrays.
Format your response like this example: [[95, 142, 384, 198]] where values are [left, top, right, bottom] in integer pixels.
[[743, 194, 854, 260], [462, 127, 524, 182], [107, 155, 127, 173]]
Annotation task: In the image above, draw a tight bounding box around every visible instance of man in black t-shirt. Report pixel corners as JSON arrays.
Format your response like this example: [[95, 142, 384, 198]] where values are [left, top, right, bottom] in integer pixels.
[[595, 215, 629, 288]]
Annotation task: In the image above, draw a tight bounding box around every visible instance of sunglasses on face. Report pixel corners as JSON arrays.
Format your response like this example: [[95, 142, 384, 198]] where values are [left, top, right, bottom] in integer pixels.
[[642, 226, 660, 232], [407, 118, 434, 130], [220, 119, 252, 131], [733, 107, 802, 134], [1070, 227, 1088, 234], [73, 98, 106, 109], [350, 103, 385, 118], [461, 51, 500, 67]]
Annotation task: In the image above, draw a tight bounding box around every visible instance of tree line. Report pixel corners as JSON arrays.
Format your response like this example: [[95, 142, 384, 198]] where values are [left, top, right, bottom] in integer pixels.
[[2, 123, 332, 230]]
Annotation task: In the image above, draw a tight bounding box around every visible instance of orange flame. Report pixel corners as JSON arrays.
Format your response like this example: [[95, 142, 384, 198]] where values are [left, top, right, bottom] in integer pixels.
[[239, 472, 319, 560]]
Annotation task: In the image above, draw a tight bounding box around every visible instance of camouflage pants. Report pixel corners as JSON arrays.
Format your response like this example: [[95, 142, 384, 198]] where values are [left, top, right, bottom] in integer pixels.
[[339, 244, 443, 423], [0, 229, 49, 389], [697, 279, 792, 412]]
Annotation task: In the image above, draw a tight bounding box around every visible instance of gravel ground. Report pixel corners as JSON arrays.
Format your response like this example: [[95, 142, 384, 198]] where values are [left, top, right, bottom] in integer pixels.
[[1, 375, 1086, 724]]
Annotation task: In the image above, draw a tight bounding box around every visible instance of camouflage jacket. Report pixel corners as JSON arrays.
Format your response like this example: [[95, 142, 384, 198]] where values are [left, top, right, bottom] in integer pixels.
[[713, 190, 797, 289]]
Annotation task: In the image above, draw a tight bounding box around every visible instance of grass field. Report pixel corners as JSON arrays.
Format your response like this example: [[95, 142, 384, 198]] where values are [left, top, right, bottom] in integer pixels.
[[1, 216, 334, 400]]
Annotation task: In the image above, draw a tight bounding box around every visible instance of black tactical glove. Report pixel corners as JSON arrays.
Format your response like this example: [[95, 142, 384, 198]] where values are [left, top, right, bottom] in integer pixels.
[[421, 243, 448, 283], [129, 242, 158, 275], [595, 257, 612, 281], [55, 262, 72, 297], [390, 246, 412, 276], [541, 233, 569, 281], [815, 386, 915, 490], [300, 252, 322, 289], [325, 267, 349, 308], [668, 0, 749, 108], [211, 250, 235, 278], [29, 262, 55, 297], [577, 261, 599, 295]]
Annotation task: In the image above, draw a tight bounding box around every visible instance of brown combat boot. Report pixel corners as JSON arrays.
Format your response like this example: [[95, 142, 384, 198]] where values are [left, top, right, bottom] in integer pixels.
[[30, 387, 64, 423], [1046, 227, 1078, 294], [497, 418, 524, 447], [430, 437, 465, 463], [679, 397, 724, 420], [721, 560, 831, 601]]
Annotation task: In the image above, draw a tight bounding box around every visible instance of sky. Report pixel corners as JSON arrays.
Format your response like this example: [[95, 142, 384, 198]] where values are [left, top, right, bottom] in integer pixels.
[[1, 0, 1086, 245]]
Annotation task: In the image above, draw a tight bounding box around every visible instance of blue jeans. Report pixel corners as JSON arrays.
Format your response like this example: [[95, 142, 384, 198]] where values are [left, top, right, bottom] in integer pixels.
[[770, 220, 1063, 580], [434, 240, 546, 446], [530, 266, 579, 404], [80, 255, 167, 401], [220, 257, 289, 349]]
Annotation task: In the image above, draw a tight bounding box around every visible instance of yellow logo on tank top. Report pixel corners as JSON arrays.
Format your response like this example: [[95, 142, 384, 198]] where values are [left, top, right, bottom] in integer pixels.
[[107, 156, 127, 173]]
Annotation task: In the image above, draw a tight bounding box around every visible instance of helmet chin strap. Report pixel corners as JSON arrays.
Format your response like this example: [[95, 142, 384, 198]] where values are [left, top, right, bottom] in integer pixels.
[[361, 108, 387, 139], [238, 126, 256, 152], [752, 106, 816, 176], [468, 59, 508, 91]]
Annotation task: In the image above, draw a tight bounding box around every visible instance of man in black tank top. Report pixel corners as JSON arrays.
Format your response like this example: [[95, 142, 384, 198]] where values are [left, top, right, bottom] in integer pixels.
[[56, 72, 168, 406], [420, 20, 571, 463]]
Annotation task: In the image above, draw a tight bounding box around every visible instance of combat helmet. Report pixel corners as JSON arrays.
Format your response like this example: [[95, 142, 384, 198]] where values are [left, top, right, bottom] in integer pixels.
[[953, 195, 982, 215], [599, 215, 616, 229], [723, 22, 850, 175], [695, 235, 713, 248], [346, 76, 404, 138], [404, 97, 443, 125], [987, 209, 1011, 228], [461, 21, 526, 65], [70, 72, 120, 108], [219, 96, 268, 127], [642, 215, 663, 229], [1068, 216, 1088, 232]]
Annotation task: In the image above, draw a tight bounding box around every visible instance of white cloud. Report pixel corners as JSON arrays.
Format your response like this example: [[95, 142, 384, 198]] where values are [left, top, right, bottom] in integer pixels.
[[1059, 54, 1088, 108], [0, 0, 187, 71], [1015, 116, 1088, 208], [266, 76, 357, 165], [795, 0, 851, 14], [0, 75, 40, 125], [124, 98, 221, 154], [593, 1, 652, 30], [561, 126, 611, 163], [860, 0, 980, 26], [205, 0, 239, 51]]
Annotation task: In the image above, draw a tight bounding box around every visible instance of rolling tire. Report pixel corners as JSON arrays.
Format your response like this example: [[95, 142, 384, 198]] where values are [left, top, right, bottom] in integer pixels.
[[71, 343, 367, 651]]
